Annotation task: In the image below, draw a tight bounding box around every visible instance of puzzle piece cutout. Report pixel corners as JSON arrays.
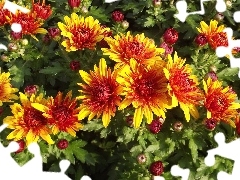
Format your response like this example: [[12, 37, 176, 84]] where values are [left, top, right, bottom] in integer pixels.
[[215, 27, 240, 78], [0, 124, 92, 180], [153, 165, 190, 180], [1, 0, 240, 180], [204, 132, 240, 180], [175, 0, 226, 22]]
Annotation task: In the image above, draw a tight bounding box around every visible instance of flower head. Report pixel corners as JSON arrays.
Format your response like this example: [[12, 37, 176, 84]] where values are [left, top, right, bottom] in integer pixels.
[[0, 72, 18, 106], [6, 10, 47, 40], [32, 0, 52, 20], [102, 31, 165, 70], [32, 91, 83, 136], [208, 31, 228, 49], [197, 20, 225, 38], [203, 78, 240, 127], [3, 93, 54, 146], [0, 1, 11, 26], [117, 59, 172, 128], [58, 13, 107, 52], [163, 52, 204, 121], [77, 58, 122, 127]]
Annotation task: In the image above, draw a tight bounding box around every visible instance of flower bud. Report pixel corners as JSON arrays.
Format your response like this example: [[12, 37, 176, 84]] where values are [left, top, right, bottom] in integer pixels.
[[8, 43, 18, 51], [173, 121, 183, 132], [24, 85, 39, 96], [112, 10, 124, 22], [48, 27, 61, 41], [57, 139, 69, 150], [1, 54, 9, 62], [137, 154, 147, 164], [10, 31, 22, 40], [70, 60, 80, 71], [121, 20, 129, 29], [215, 13, 224, 21], [20, 39, 28, 46], [153, 0, 161, 7], [15, 140, 25, 153], [68, 0, 81, 8]]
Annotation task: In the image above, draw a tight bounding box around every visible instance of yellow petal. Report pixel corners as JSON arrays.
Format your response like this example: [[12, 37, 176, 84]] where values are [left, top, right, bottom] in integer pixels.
[[78, 107, 91, 120], [143, 106, 153, 124], [180, 103, 190, 122], [79, 70, 92, 84], [31, 103, 49, 112], [189, 105, 199, 119], [102, 111, 111, 128], [133, 107, 143, 128], [99, 58, 107, 77], [119, 98, 132, 110]]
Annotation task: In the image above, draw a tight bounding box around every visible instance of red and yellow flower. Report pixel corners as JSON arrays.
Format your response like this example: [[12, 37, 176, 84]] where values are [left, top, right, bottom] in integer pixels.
[[163, 52, 204, 121], [0, 72, 19, 106], [77, 58, 122, 127], [196, 20, 228, 49], [6, 10, 47, 40], [203, 78, 240, 127], [32, 91, 83, 137], [32, 0, 52, 20], [3, 93, 54, 146], [58, 13, 107, 52], [0, 0, 11, 26], [102, 31, 165, 70], [117, 59, 172, 128], [197, 20, 225, 38]]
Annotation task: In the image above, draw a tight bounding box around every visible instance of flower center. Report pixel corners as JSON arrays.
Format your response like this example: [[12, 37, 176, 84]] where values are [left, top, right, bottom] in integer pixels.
[[52, 105, 72, 123], [71, 26, 95, 48], [132, 71, 159, 103], [206, 94, 228, 112], [24, 107, 47, 129], [88, 80, 115, 110]]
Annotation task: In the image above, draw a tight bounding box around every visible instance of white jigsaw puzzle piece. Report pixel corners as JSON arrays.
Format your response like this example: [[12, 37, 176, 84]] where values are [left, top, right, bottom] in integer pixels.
[[204, 132, 240, 179], [215, 27, 240, 78], [171, 165, 190, 180], [175, 0, 226, 22]]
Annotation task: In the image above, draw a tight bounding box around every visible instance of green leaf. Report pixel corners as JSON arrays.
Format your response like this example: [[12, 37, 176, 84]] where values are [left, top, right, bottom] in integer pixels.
[[70, 140, 87, 148], [217, 67, 239, 82], [144, 144, 160, 153], [189, 138, 198, 163], [144, 16, 155, 27], [89, 6, 109, 23], [82, 120, 104, 132], [72, 148, 88, 163], [39, 66, 64, 75], [64, 147, 75, 164]]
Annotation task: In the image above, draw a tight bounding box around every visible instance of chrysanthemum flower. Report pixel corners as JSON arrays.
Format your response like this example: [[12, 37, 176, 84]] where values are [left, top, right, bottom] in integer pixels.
[[6, 10, 47, 40], [0, 72, 19, 106], [196, 20, 225, 38], [31, 91, 83, 137], [101, 31, 165, 70], [57, 13, 107, 52], [117, 59, 172, 128], [3, 93, 54, 146], [32, 0, 52, 20], [203, 78, 240, 127], [196, 20, 229, 50], [77, 58, 122, 127], [163, 52, 204, 121], [0, 0, 11, 26]]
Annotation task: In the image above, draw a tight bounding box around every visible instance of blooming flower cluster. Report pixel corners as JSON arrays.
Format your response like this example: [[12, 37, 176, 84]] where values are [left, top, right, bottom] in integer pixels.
[[0, 4, 239, 147]]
